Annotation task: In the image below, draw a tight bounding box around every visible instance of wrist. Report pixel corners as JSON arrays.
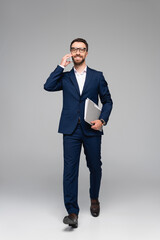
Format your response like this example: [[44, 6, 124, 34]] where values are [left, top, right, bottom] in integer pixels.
[[59, 64, 65, 69], [100, 119, 106, 126]]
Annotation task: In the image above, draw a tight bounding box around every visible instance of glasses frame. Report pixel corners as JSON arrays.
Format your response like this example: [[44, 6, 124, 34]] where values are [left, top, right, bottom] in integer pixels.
[[70, 47, 87, 53]]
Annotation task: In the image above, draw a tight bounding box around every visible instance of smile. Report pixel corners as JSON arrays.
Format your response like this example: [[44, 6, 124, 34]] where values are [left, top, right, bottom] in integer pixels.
[[74, 57, 82, 59]]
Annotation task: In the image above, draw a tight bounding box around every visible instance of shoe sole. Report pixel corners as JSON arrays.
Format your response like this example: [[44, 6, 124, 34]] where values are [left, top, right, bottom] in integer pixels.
[[63, 217, 78, 228], [69, 223, 78, 228]]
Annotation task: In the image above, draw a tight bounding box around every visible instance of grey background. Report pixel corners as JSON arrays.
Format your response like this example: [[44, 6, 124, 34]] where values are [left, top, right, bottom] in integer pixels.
[[0, 0, 160, 239]]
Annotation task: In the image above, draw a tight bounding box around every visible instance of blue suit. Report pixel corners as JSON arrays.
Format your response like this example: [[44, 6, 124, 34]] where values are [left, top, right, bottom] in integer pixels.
[[44, 65, 113, 215]]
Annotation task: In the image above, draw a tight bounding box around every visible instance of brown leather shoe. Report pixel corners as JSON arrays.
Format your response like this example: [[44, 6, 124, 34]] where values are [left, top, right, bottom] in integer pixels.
[[90, 199, 100, 217], [63, 213, 78, 228]]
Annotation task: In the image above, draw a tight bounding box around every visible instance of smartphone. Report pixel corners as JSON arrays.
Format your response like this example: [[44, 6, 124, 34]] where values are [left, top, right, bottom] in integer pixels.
[[66, 57, 73, 62]]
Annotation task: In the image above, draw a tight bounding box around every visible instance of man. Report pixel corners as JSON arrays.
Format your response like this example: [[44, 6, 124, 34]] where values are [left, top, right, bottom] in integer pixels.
[[44, 38, 113, 228]]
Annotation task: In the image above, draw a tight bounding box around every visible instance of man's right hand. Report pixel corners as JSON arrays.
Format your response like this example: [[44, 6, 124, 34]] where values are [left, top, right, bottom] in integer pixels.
[[60, 53, 73, 67]]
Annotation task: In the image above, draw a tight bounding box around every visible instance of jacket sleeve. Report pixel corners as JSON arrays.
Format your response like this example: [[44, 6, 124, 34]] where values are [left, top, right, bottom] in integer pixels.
[[98, 72, 113, 125], [44, 65, 64, 91]]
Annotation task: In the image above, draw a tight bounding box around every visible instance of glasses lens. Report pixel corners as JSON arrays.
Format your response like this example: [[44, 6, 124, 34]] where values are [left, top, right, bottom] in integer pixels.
[[79, 48, 86, 52], [71, 48, 76, 52], [71, 47, 86, 53]]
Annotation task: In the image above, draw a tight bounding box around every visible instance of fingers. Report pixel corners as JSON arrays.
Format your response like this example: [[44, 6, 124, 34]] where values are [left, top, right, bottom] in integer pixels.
[[91, 125, 101, 131], [60, 53, 73, 67], [90, 120, 97, 128], [63, 54, 70, 62], [90, 120, 102, 131], [65, 53, 72, 58], [91, 125, 99, 130], [90, 120, 96, 124], [91, 121, 98, 130], [64, 53, 73, 60]]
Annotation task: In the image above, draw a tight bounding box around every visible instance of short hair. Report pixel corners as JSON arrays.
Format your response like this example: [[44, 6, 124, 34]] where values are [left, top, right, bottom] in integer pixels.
[[70, 38, 88, 52]]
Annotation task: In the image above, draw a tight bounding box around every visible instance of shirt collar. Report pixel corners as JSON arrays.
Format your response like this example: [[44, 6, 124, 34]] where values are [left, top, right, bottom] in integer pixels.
[[74, 66, 87, 75]]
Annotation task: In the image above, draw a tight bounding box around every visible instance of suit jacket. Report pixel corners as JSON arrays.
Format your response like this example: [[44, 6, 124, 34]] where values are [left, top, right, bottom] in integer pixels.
[[44, 65, 113, 136]]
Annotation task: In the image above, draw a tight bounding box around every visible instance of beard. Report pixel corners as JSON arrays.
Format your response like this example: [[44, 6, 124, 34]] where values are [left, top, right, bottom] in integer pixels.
[[72, 55, 85, 66]]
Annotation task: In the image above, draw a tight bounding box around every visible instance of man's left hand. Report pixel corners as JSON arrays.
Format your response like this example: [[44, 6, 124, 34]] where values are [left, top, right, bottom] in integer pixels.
[[91, 120, 103, 131]]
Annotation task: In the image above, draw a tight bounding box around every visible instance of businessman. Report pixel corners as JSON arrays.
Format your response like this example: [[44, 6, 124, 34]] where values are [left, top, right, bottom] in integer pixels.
[[44, 38, 113, 228]]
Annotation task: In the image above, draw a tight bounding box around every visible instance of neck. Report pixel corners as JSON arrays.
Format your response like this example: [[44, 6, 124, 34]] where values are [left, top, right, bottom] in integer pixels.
[[74, 62, 87, 73]]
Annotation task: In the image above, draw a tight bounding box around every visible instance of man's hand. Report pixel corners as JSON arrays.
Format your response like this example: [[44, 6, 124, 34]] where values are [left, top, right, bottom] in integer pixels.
[[60, 53, 73, 67], [91, 120, 103, 131]]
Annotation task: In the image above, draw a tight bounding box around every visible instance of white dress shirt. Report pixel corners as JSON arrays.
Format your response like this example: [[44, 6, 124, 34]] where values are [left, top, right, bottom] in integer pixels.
[[59, 65, 87, 95], [74, 66, 87, 95]]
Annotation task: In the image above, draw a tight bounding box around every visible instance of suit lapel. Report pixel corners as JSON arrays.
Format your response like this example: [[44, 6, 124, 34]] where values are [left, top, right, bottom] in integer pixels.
[[69, 68, 80, 96], [81, 66, 93, 97], [69, 66, 93, 98]]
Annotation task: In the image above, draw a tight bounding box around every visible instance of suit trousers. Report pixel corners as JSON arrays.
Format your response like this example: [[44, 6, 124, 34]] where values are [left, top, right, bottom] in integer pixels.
[[63, 122, 102, 215]]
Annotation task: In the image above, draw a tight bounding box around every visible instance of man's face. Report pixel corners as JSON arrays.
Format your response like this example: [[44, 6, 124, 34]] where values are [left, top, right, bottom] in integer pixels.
[[70, 42, 88, 66]]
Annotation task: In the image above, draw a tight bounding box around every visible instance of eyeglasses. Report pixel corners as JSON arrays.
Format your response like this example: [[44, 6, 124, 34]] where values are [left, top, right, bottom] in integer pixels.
[[70, 47, 87, 53]]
